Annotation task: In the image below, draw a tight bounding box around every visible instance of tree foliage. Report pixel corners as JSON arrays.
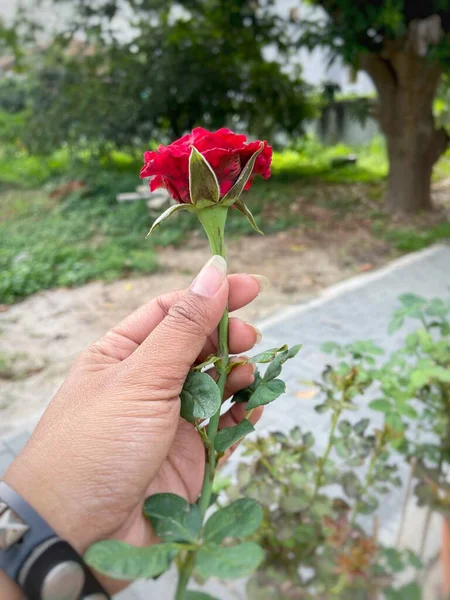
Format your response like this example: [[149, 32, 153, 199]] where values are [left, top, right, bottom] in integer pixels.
[[17, 0, 313, 153], [300, 0, 450, 212]]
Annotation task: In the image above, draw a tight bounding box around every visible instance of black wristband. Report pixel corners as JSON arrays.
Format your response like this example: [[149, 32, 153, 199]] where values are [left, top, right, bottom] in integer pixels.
[[0, 481, 110, 599]]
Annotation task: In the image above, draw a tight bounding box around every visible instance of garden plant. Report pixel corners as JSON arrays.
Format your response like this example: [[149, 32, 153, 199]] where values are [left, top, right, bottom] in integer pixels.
[[84, 128, 301, 599], [227, 292, 450, 599]]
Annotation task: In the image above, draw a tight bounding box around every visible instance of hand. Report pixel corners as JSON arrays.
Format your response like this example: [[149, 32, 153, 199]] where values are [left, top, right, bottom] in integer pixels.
[[2, 256, 265, 595]]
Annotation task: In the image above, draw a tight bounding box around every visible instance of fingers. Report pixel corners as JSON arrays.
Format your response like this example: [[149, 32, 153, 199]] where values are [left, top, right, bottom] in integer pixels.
[[122, 256, 230, 398], [205, 358, 255, 401], [199, 318, 261, 362], [87, 273, 264, 363]]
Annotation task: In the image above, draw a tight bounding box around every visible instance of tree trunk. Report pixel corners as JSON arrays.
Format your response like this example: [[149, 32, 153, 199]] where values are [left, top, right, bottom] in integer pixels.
[[385, 125, 444, 213], [360, 37, 449, 214]]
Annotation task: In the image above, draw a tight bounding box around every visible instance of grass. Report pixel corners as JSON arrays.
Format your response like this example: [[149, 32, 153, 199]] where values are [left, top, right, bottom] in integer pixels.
[[1, 136, 449, 304]]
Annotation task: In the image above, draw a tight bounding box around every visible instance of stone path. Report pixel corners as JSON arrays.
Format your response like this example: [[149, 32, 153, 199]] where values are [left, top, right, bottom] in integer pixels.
[[1, 243, 449, 599]]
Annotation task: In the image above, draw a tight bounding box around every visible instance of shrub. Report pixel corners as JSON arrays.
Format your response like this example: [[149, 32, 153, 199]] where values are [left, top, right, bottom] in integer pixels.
[[228, 293, 450, 599]]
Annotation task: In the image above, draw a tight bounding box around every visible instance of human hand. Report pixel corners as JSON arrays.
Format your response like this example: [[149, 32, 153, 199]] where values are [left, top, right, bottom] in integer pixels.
[[2, 256, 265, 594]]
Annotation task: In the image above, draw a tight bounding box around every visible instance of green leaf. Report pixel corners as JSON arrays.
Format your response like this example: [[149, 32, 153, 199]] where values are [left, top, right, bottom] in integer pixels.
[[185, 593, 219, 600], [214, 419, 255, 452], [84, 540, 177, 580], [250, 345, 288, 364], [335, 438, 350, 459], [388, 314, 404, 334], [234, 199, 263, 234], [195, 542, 264, 579], [354, 418, 370, 435], [204, 498, 263, 544], [359, 495, 379, 515], [146, 203, 191, 237], [246, 378, 286, 410], [384, 582, 421, 600], [382, 548, 405, 573], [385, 411, 404, 432], [341, 471, 361, 499], [399, 293, 425, 308], [193, 354, 220, 372], [189, 147, 220, 206], [280, 493, 309, 513], [180, 372, 221, 423], [338, 420, 351, 435], [232, 371, 263, 404], [321, 341, 342, 354], [144, 493, 201, 543], [396, 400, 418, 419], [221, 143, 264, 205], [369, 398, 392, 413], [264, 344, 302, 381]]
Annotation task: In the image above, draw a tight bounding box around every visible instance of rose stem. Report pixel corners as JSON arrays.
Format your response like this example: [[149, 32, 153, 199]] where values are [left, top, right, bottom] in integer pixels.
[[174, 205, 229, 600]]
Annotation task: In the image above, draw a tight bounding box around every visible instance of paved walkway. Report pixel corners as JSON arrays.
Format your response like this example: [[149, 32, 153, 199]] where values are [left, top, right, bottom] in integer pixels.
[[1, 244, 449, 599]]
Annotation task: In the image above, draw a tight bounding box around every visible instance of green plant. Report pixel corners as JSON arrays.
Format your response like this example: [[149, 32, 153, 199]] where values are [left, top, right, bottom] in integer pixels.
[[227, 339, 419, 599], [301, 1, 450, 213], [83, 131, 302, 599], [368, 294, 450, 557], [225, 294, 450, 598]]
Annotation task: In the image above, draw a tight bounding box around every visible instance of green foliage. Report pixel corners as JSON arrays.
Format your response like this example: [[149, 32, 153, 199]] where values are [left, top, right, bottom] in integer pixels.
[[84, 540, 178, 580], [195, 542, 264, 580], [380, 222, 450, 253], [16, 0, 313, 154], [144, 494, 201, 543], [0, 180, 163, 304], [0, 133, 447, 303], [214, 419, 255, 453], [180, 372, 222, 423], [232, 344, 301, 409], [203, 498, 263, 544], [230, 422, 416, 598], [226, 294, 450, 598], [302, 1, 450, 67]]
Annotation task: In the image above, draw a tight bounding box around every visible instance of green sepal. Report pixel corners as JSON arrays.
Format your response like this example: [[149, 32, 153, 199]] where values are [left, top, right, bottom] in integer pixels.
[[221, 143, 264, 206], [193, 355, 221, 372], [234, 199, 263, 234], [189, 146, 220, 206], [146, 203, 192, 237]]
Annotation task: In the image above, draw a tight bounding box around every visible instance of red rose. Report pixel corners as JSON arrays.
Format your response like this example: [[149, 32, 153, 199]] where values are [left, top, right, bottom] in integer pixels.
[[140, 127, 272, 204]]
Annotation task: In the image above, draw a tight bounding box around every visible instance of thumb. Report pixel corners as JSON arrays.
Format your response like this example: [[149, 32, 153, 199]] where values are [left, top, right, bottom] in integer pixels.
[[122, 255, 229, 397]]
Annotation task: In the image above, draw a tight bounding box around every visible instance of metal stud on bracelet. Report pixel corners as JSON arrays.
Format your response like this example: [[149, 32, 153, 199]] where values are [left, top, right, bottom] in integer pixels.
[[41, 561, 85, 600], [0, 506, 30, 549]]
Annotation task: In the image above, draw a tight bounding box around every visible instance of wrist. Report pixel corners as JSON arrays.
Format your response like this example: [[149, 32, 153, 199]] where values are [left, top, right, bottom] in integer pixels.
[[0, 571, 22, 600], [3, 453, 88, 554]]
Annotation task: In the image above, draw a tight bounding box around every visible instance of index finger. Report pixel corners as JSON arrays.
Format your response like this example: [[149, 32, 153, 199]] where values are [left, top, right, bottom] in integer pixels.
[[88, 273, 265, 361]]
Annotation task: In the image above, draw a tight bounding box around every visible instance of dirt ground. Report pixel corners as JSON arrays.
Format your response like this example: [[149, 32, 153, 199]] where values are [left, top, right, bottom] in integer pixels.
[[0, 215, 395, 434]]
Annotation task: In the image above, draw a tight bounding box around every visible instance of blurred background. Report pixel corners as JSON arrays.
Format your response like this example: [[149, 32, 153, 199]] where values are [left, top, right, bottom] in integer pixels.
[[0, 0, 449, 311], [1, 2, 450, 598]]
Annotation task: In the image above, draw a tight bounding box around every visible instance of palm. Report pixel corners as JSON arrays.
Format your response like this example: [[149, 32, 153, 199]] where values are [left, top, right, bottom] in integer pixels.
[[148, 417, 206, 502]]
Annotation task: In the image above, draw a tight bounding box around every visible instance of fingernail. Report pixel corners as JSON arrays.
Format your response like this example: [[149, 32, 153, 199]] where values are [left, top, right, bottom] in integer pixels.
[[191, 255, 227, 297], [250, 274, 270, 292], [246, 322, 263, 344]]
